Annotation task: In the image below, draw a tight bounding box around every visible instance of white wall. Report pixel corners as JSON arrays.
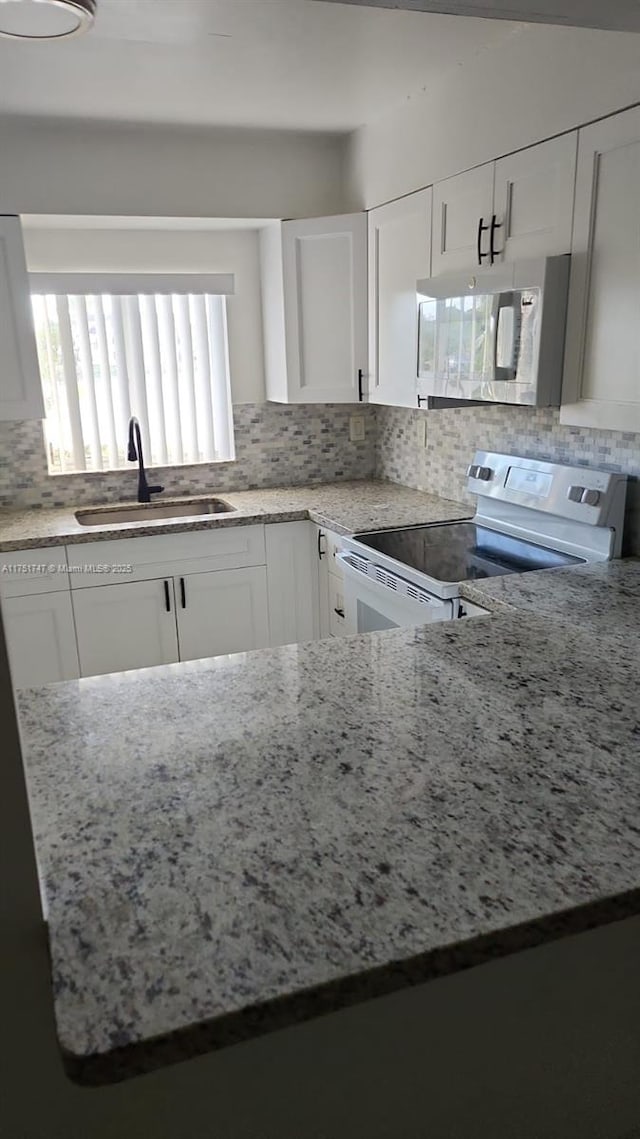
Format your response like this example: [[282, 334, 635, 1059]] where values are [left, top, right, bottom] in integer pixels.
[[0, 116, 349, 221], [22, 224, 266, 404], [346, 22, 640, 209]]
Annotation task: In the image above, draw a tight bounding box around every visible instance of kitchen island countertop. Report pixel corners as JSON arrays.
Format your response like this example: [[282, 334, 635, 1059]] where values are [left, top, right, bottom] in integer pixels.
[[17, 555, 640, 1085]]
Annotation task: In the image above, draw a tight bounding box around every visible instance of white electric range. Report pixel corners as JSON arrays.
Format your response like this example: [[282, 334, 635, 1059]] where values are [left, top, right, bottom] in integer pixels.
[[338, 452, 627, 634]]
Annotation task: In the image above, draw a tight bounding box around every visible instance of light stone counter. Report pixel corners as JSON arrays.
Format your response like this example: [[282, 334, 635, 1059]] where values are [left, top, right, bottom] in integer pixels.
[[17, 571, 640, 1085], [0, 480, 471, 552], [460, 557, 640, 640]]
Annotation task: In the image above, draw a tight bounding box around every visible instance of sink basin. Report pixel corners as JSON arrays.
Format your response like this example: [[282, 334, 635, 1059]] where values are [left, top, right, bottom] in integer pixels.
[[75, 499, 236, 527]]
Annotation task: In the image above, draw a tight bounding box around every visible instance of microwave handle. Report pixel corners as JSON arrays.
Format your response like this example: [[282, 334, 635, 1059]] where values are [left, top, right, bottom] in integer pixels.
[[491, 291, 520, 381]]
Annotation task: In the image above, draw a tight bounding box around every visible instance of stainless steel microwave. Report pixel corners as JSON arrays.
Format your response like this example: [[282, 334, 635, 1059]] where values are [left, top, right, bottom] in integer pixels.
[[416, 255, 570, 407]]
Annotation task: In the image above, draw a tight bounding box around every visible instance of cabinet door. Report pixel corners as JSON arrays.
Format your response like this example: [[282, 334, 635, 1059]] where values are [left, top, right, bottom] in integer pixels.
[[176, 567, 269, 662], [2, 591, 79, 688], [316, 528, 331, 640], [368, 189, 432, 408], [561, 108, 640, 432], [281, 213, 367, 403], [0, 216, 45, 421], [266, 522, 319, 647], [432, 164, 494, 275], [493, 134, 577, 262], [328, 571, 348, 638], [73, 578, 179, 677]]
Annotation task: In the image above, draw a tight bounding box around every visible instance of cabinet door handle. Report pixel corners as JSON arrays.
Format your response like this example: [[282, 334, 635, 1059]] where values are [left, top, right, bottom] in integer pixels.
[[164, 580, 171, 612], [334, 607, 345, 619], [358, 368, 364, 402], [180, 577, 186, 609], [317, 530, 326, 560], [489, 214, 502, 265], [477, 216, 490, 265]]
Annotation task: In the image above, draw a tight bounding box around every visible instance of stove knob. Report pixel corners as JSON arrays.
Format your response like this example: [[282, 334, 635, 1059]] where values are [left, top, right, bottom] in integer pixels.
[[475, 466, 492, 481], [581, 488, 601, 507], [567, 485, 585, 503]]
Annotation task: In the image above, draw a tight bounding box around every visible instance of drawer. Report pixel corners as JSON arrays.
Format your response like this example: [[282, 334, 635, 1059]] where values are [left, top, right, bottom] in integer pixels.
[[66, 524, 266, 588], [328, 572, 349, 637], [0, 545, 70, 597]]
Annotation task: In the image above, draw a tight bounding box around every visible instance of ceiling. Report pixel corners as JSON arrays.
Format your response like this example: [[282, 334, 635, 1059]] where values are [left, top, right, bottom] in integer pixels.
[[0, 0, 519, 132]]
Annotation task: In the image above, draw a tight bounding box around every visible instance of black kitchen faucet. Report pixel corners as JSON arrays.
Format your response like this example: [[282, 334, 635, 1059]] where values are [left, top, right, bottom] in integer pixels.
[[127, 417, 164, 504]]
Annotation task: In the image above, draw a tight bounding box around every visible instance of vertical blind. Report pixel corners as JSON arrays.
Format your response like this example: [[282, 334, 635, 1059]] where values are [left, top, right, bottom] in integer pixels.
[[30, 275, 235, 475]]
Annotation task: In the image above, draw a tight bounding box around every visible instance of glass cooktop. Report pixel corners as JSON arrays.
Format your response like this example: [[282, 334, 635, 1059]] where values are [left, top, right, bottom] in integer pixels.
[[354, 522, 583, 583]]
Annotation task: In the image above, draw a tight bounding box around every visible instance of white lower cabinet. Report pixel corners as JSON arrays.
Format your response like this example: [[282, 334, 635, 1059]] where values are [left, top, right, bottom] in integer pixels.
[[315, 525, 348, 639], [2, 521, 328, 683], [73, 578, 180, 677], [1, 591, 79, 688], [176, 567, 270, 661], [327, 572, 348, 637], [266, 522, 319, 647]]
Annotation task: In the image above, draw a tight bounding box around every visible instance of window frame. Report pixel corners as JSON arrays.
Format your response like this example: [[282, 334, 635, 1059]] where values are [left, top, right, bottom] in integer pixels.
[[30, 272, 236, 476]]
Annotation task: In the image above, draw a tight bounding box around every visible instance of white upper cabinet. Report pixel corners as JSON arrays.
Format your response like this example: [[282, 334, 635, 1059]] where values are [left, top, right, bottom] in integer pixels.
[[0, 216, 45, 421], [260, 213, 368, 404], [431, 134, 577, 275], [432, 164, 494, 276], [368, 189, 432, 408], [493, 133, 577, 262], [561, 108, 640, 432]]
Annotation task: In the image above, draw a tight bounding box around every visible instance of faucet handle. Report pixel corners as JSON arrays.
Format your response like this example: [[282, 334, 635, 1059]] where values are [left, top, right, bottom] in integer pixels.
[[148, 484, 164, 497]]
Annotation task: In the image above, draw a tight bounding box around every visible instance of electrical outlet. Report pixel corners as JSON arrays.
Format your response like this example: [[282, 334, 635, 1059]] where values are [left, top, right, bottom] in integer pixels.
[[416, 417, 428, 448], [349, 415, 366, 443]]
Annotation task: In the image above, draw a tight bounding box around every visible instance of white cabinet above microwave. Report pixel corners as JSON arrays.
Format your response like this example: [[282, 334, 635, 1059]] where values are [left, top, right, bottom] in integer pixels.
[[416, 256, 570, 408], [431, 134, 577, 276]]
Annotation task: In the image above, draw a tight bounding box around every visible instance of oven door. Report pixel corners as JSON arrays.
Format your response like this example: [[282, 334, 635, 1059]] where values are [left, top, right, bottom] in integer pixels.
[[339, 553, 454, 634]]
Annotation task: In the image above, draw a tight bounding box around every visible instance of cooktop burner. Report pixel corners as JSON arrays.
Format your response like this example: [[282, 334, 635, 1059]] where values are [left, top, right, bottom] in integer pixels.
[[354, 522, 583, 583]]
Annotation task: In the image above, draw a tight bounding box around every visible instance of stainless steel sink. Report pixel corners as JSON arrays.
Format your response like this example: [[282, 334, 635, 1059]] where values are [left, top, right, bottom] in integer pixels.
[[75, 499, 236, 527]]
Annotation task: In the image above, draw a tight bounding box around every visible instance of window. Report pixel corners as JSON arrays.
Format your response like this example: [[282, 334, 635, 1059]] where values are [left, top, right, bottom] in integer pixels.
[[30, 272, 235, 474]]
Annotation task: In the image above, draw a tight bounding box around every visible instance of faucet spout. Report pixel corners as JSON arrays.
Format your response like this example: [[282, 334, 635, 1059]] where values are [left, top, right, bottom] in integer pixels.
[[127, 416, 164, 504]]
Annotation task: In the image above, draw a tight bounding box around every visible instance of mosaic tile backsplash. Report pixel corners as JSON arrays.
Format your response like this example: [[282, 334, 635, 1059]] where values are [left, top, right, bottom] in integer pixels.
[[376, 405, 640, 555], [1, 400, 639, 555], [0, 403, 377, 510]]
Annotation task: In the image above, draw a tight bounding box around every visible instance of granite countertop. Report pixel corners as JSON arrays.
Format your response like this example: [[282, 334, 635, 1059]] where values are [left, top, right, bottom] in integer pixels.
[[0, 480, 471, 552], [17, 560, 640, 1085], [460, 557, 640, 640]]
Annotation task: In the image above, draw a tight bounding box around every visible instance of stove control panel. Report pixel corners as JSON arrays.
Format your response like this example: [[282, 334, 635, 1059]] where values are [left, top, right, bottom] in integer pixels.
[[466, 451, 628, 557]]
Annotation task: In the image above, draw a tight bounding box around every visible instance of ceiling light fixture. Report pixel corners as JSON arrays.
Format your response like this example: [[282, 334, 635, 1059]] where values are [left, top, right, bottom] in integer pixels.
[[0, 0, 96, 40]]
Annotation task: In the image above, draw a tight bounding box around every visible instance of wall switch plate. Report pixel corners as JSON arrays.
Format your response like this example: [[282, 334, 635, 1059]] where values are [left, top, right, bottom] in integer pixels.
[[417, 417, 428, 448], [349, 415, 366, 443]]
